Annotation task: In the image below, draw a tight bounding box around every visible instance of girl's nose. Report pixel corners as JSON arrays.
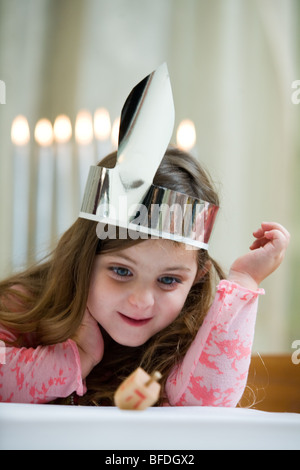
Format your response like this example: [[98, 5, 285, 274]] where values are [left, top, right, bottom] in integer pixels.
[[127, 286, 155, 311]]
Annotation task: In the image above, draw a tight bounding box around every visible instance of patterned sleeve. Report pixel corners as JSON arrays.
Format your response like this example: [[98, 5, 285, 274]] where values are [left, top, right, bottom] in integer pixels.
[[0, 325, 85, 404], [165, 280, 264, 407]]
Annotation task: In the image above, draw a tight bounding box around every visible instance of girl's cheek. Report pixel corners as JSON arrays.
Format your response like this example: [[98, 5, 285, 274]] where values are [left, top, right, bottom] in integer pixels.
[[161, 295, 185, 323], [167, 290, 191, 321]]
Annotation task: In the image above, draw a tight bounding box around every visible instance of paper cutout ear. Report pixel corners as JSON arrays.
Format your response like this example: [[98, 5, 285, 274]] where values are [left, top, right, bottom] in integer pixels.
[[115, 62, 175, 209]]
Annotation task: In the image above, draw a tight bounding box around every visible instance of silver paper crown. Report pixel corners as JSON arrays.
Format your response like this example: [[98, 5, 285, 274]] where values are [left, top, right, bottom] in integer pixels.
[[79, 63, 219, 249]]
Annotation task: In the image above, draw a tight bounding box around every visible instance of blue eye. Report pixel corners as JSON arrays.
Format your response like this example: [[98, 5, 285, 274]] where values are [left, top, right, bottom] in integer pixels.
[[111, 267, 132, 277], [159, 276, 181, 286]]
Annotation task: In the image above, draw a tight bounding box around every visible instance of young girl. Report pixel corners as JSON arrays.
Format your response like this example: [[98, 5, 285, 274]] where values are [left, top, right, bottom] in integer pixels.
[[0, 148, 289, 406]]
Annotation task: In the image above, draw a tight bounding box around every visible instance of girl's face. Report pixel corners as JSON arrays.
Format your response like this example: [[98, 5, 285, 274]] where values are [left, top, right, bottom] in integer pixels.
[[87, 239, 199, 347]]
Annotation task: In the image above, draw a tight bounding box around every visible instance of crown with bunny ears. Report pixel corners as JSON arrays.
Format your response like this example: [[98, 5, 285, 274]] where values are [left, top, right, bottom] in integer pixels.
[[79, 63, 219, 249]]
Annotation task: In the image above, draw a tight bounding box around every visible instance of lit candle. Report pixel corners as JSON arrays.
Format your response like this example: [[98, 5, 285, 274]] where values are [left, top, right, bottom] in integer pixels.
[[94, 107, 112, 161], [34, 118, 54, 260], [176, 119, 197, 155], [11, 115, 31, 271], [53, 115, 74, 237], [111, 117, 120, 150], [75, 110, 95, 201]]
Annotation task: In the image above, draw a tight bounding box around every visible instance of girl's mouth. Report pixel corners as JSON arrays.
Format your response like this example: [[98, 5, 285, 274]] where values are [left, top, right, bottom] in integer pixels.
[[118, 312, 152, 327]]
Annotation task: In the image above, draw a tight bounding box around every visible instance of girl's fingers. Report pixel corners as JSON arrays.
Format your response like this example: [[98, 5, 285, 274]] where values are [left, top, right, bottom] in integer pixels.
[[253, 223, 290, 243], [251, 222, 290, 253], [261, 222, 290, 240], [250, 237, 269, 250], [252, 227, 264, 239]]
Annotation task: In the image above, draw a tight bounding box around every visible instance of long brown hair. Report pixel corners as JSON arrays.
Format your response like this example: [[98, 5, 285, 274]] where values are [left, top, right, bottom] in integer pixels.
[[0, 147, 225, 405]]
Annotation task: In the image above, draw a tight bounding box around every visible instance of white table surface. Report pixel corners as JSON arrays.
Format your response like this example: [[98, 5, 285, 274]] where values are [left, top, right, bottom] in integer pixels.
[[0, 403, 299, 450]]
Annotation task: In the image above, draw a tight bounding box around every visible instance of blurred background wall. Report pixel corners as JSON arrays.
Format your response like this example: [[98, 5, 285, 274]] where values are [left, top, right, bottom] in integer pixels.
[[0, 0, 299, 354]]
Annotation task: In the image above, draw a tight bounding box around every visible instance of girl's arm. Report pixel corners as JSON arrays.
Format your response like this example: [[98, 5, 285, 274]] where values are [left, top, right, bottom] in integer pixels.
[[0, 326, 85, 404], [0, 285, 103, 404], [165, 222, 290, 407], [165, 280, 264, 406]]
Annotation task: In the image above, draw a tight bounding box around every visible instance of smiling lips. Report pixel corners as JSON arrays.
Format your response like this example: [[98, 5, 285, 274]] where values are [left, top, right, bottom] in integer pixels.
[[118, 312, 152, 327]]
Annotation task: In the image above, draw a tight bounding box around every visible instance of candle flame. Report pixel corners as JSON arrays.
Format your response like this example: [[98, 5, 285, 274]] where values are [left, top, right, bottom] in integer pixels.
[[94, 108, 111, 141], [111, 117, 120, 149], [176, 119, 196, 151], [75, 110, 93, 145], [34, 119, 53, 146], [54, 115, 72, 143], [11, 115, 30, 146]]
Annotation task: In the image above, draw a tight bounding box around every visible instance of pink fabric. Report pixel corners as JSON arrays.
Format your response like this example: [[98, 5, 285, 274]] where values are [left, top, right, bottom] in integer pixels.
[[165, 280, 264, 406], [0, 280, 263, 405], [0, 333, 85, 404]]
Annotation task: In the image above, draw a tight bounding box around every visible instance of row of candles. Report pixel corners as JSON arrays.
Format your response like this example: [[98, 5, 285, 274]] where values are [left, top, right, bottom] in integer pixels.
[[10, 108, 197, 270]]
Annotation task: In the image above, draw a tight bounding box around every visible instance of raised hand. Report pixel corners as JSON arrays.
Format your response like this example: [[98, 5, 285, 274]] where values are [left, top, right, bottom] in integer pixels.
[[228, 222, 290, 290]]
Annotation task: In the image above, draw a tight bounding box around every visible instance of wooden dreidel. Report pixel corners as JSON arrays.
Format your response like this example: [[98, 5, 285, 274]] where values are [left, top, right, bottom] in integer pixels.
[[114, 368, 162, 411]]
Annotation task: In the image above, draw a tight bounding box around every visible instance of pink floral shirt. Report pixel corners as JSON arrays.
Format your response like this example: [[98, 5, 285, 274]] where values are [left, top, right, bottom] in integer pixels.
[[0, 280, 263, 405]]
